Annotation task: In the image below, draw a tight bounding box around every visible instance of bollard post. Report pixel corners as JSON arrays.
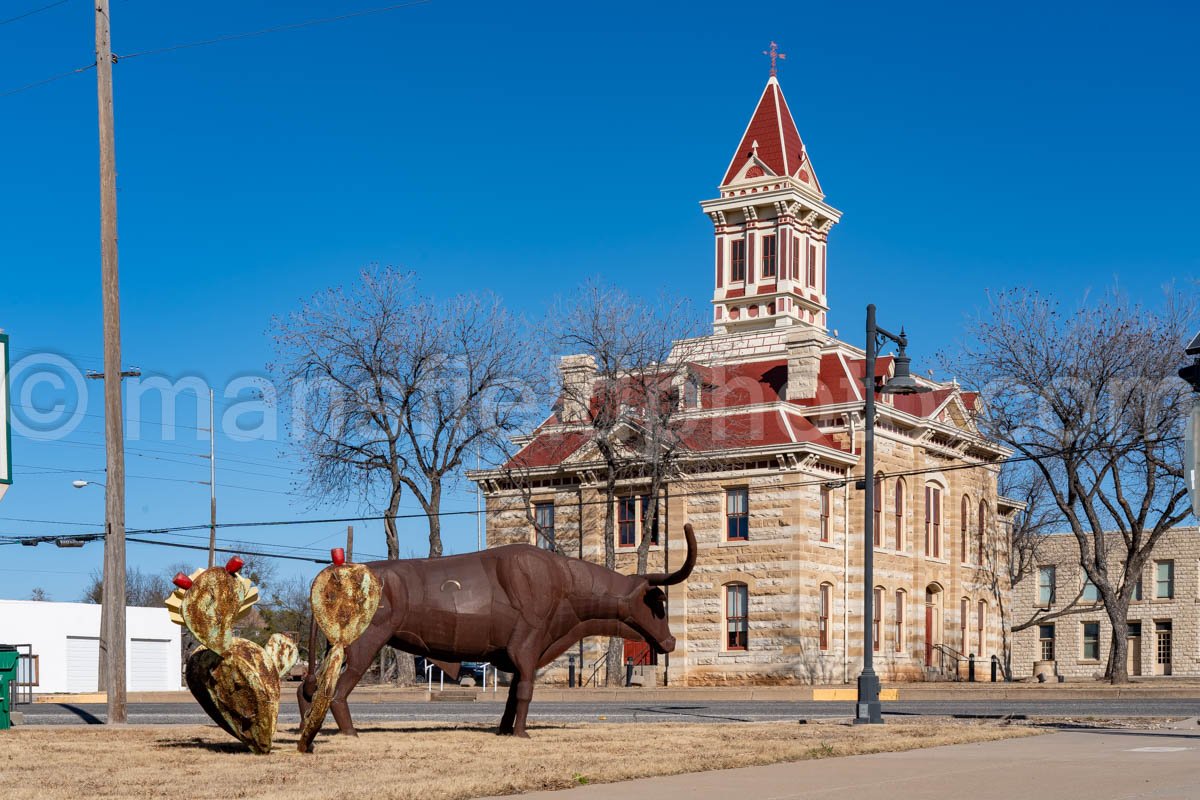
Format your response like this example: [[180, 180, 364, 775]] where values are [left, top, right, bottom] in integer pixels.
[[568, 655, 576, 688], [625, 657, 634, 687], [968, 653, 976, 682], [990, 655, 998, 683]]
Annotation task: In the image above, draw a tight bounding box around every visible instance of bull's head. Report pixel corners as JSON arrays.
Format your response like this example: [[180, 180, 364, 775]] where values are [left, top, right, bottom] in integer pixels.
[[622, 523, 697, 654]]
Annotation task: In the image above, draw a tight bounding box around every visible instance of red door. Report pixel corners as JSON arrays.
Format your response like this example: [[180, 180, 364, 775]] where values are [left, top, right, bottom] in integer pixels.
[[924, 603, 934, 666], [623, 639, 656, 666]]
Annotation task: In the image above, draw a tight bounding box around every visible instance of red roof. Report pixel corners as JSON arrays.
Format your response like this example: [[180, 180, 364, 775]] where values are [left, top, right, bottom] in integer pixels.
[[678, 409, 844, 453], [505, 431, 587, 469], [722, 77, 810, 186], [893, 388, 954, 418]]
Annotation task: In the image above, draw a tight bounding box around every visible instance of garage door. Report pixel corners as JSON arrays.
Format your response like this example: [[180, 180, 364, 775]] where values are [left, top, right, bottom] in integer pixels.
[[66, 636, 100, 693], [129, 638, 171, 691]]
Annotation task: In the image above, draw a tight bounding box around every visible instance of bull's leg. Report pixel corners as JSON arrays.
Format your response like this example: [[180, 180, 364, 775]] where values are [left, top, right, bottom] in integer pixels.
[[497, 677, 521, 735], [328, 625, 391, 736], [509, 663, 536, 739]]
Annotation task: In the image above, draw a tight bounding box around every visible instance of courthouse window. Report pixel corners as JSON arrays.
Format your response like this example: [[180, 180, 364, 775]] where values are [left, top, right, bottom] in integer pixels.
[[726, 488, 749, 541], [960, 494, 970, 563], [873, 587, 884, 652], [872, 473, 883, 547], [761, 234, 777, 278], [819, 486, 831, 542], [819, 583, 832, 651], [725, 583, 749, 651], [893, 478, 906, 550], [1082, 577, 1100, 602], [730, 240, 747, 282], [894, 589, 906, 652], [617, 496, 637, 548], [534, 502, 555, 550], [924, 484, 942, 558]]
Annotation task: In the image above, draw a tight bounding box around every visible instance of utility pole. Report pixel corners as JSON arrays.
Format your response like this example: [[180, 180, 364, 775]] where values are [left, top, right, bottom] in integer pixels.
[[207, 388, 217, 567], [95, 0, 127, 725], [345, 525, 354, 561]]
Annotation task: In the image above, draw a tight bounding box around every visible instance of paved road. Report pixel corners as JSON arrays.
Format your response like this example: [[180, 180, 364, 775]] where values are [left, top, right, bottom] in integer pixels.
[[19, 698, 1200, 725]]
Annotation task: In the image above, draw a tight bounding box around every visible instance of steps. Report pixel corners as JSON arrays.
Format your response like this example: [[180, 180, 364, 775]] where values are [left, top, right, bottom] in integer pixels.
[[428, 688, 478, 702]]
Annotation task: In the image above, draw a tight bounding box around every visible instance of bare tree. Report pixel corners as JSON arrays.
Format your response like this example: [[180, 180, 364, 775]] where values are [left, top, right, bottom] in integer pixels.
[[548, 280, 706, 685], [948, 288, 1194, 683], [29, 588, 49, 601], [272, 267, 540, 560], [82, 565, 175, 607]]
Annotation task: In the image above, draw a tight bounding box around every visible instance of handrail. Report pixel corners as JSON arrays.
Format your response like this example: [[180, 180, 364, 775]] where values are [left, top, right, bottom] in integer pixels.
[[424, 661, 444, 692], [931, 643, 965, 681], [580, 656, 606, 688]]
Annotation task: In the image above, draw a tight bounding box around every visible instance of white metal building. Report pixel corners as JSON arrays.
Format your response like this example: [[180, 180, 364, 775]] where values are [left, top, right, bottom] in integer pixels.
[[0, 600, 183, 694]]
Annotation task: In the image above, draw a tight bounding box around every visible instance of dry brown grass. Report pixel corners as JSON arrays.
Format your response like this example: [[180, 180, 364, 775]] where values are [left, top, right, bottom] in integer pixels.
[[0, 720, 1038, 800]]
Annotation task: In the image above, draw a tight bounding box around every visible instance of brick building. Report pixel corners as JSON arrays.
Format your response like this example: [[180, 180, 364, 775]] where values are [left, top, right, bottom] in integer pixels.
[[470, 74, 1016, 685], [1011, 528, 1200, 679]]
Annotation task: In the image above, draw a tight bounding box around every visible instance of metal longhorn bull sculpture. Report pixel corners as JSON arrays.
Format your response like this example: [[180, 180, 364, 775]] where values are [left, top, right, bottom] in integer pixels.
[[298, 523, 697, 746]]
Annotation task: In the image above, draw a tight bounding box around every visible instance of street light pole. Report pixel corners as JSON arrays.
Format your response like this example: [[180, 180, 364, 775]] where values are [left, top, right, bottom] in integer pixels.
[[856, 304, 929, 725]]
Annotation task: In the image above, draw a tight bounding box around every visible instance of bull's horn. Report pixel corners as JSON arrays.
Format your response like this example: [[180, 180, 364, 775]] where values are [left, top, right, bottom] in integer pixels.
[[644, 524, 697, 586]]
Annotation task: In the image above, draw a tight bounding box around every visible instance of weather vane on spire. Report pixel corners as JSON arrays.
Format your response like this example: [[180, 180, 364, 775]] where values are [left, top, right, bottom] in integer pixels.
[[763, 41, 786, 77]]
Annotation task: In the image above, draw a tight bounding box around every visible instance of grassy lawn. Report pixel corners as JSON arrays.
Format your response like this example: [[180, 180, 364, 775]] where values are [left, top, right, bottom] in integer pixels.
[[0, 721, 1039, 799]]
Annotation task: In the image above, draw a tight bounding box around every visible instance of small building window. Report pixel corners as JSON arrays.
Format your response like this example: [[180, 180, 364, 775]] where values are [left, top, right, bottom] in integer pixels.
[[1133, 573, 1143, 602], [1039, 624, 1055, 661], [617, 496, 637, 548], [726, 487, 749, 541], [791, 235, 801, 280], [806, 243, 817, 287], [872, 473, 883, 547], [1082, 621, 1101, 661], [730, 239, 747, 282], [818, 582, 832, 651], [893, 478, 906, 550], [534, 502, 555, 550], [1156, 560, 1174, 599], [1082, 577, 1100, 602], [873, 586, 884, 652], [894, 589, 906, 653], [819, 486, 831, 543], [1038, 566, 1056, 606], [641, 495, 660, 546], [924, 484, 942, 558], [725, 583, 749, 651], [761, 234, 777, 278]]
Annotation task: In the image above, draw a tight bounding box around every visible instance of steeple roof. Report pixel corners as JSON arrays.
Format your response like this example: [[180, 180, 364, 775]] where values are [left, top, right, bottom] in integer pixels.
[[721, 76, 815, 188]]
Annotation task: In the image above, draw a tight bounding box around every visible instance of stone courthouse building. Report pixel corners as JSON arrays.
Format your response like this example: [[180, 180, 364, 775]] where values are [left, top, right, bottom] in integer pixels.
[[471, 72, 1017, 685]]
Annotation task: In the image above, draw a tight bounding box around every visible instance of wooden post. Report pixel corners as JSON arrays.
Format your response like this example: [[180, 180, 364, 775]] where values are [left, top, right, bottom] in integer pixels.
[[346, 525, 354, 561], [95, 0, 127, 725]]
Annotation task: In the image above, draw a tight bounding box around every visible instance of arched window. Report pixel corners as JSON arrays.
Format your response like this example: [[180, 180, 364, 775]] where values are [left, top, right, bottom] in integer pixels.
[[977, 500, 989, 566], [960, 494, 970, 564], [976, 599, 987, 656], [819, 582, 833, 651], [960, 597, 970, 655], [893, 479, 906, 550], [725, 583, 748, 651], [873, 473, 883, 547], [894, 589, 907, 653], [873, 586, 885, 652], [924, 483, 942, 558]]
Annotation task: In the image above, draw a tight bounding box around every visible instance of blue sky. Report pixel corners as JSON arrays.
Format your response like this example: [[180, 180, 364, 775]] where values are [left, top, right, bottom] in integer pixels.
[[0, 0, 1195, 601]]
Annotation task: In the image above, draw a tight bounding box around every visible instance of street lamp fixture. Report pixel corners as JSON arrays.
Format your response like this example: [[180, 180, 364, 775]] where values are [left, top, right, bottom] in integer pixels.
[[72, 479, 105, 489], [856, 304, 931, 726]]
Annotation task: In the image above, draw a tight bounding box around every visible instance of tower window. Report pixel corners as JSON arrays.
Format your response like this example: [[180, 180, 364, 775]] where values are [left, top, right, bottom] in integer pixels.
[[761, 235, 777, 278], [731, 240, 747, 282], [806, 243, 817, 287], [791, 235, 801, 280]]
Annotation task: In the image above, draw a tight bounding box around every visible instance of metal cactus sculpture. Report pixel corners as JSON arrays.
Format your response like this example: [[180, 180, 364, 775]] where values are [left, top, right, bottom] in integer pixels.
[[297, 547, 383, 753], [166, 556, 298, 754]]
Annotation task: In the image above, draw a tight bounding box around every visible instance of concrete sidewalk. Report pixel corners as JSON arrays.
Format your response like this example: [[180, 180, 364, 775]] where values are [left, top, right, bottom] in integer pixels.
[[32, 679, 1200, 704], [484, 725, 1200, 800]]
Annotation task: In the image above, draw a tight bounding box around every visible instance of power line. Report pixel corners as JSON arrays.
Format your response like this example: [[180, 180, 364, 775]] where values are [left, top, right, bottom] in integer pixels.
[[116, 0, 431, 61], [0, 62, 94, 99], [0, 0, 70, 27]]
